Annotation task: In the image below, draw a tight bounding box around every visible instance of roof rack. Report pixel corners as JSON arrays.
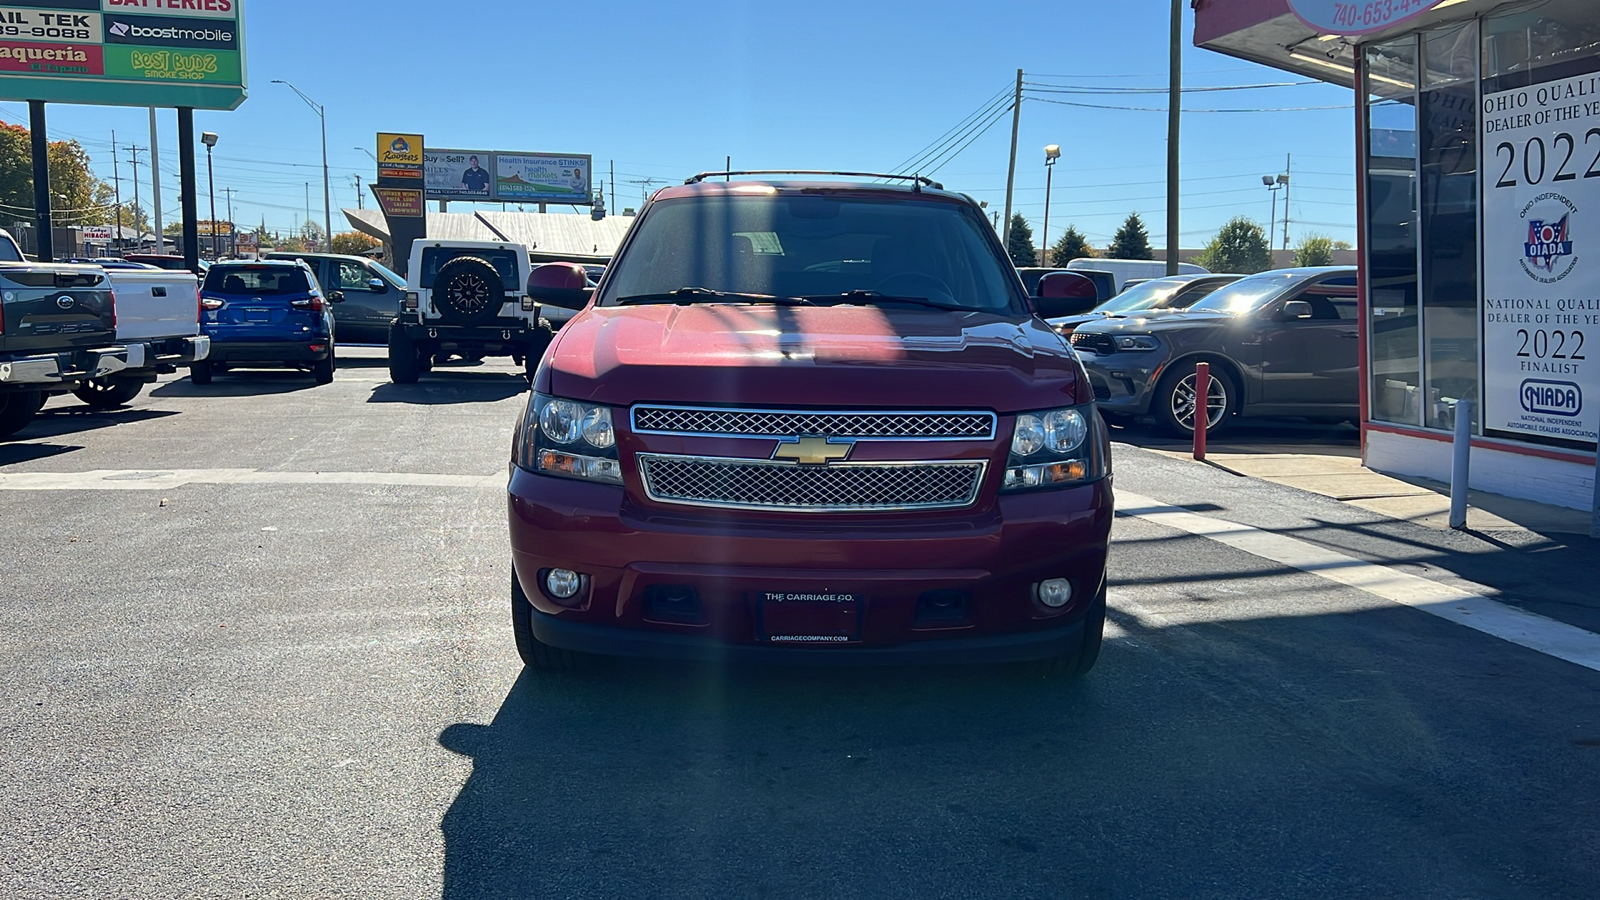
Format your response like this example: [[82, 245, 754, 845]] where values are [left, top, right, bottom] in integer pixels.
[[683, 170, 944, 191]]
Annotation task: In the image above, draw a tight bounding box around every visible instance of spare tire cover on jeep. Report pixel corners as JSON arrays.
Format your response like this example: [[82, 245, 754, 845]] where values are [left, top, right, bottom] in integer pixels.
[[433, 256, 505, 326]]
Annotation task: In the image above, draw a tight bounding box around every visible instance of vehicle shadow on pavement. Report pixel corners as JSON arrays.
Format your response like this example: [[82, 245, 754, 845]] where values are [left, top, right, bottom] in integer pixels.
[[434, 610, 1600, 900], [367, 376, 528, 405], [151, 374, 322, 398], [6, 406, 179, 448], [0, 441, 82, 465]]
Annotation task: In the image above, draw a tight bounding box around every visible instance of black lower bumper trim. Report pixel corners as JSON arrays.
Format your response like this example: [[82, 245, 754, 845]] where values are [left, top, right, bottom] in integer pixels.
[[530, 608, 1086, 666]]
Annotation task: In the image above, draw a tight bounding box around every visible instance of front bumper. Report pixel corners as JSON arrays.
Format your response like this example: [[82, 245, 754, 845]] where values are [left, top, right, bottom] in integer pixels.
[[508, 467, 1113, 662], [0, 346, 129, 386], [207, 339, 329, 365], [1079, 350, 1166, 415]]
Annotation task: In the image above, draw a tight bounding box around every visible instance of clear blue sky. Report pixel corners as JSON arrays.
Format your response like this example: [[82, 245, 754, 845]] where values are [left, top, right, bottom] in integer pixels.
[[0, 0, 1359, 250]]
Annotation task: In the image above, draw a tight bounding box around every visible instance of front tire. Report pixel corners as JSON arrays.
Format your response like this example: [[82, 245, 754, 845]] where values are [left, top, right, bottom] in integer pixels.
[[189, 361, 213, 385], [0, 389, 44, 439], [511, 572, 587, 672], [388, 324, 419, 384], [72, 376, 144, 409], [1153, 359, 1237, 439]]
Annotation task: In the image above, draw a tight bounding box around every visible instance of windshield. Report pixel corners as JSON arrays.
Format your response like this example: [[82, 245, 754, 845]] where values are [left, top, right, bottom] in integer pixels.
[[1096, 279, 1187, 314], [0, 234, 22, 262], [600, 194, 1022, 312], [1185, 272, 1308, 314], [203, 265, 311, 295]]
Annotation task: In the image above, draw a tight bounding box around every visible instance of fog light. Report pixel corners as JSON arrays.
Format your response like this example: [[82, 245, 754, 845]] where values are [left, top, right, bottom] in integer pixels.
[[1035, 578, 1073, 608], [545, 568, 582, 599]]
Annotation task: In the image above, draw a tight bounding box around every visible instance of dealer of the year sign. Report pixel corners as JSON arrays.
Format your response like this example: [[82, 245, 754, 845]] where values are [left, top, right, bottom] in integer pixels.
[[1481, 71, 1600, 448]]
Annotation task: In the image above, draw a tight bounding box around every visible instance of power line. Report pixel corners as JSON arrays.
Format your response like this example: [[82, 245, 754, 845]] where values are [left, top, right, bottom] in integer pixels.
[[890, 85, 1013, 177], [1026, 95, 1354, 113], [1022, 80, 1321, 93]]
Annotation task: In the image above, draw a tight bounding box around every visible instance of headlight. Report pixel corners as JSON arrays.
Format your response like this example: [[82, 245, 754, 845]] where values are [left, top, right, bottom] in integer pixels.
[[514, 393, 623, 484], [1002, 404, 1106, 492], [1115, 335, 1160, 351]]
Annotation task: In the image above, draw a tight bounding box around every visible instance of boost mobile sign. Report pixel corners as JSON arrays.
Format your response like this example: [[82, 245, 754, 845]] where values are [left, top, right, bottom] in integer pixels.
[[1480, 72, 1600, 449]]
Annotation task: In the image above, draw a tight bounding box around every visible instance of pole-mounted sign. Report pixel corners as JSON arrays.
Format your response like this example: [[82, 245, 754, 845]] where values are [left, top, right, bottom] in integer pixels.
[[373, 130, 426, 277]]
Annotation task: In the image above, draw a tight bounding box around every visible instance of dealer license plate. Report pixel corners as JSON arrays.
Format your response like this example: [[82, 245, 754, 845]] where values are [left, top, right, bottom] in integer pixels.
[[244, 308, 270, 322], [758, 591, 862, 644]]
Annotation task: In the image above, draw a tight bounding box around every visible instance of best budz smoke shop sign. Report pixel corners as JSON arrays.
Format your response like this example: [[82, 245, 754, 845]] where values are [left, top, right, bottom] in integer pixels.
[[0, 0, 245, 110], [1481, 73, 1600, 449]]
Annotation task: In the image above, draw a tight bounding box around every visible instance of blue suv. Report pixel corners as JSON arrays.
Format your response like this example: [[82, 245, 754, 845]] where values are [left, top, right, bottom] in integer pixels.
[[194, 260, 338, 385]]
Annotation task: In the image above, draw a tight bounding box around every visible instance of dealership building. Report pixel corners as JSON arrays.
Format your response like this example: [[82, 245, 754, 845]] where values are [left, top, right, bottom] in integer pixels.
[[1195, 0, 1598, 510]]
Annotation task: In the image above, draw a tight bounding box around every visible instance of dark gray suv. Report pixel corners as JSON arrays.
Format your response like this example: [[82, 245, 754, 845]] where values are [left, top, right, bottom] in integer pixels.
[[1069, 267, 1358, 436]]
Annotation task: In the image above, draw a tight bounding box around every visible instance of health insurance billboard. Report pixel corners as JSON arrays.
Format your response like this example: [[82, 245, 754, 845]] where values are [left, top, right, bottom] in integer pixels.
[[1480, 71, 1600, 450], [421, 149, 592, 204], [0, 1, 245, 110]]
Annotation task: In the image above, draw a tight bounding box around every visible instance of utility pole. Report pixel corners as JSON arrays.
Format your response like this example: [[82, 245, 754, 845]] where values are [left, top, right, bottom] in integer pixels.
[[111, 130, 122, 248], [1282, 153, 1293, 250], [1001, 68, 1023, 249], [304, 182, 311, 240], [610, 160, 615, 212], [221, 187, 236, 257], [129, 145, 145, 248], [148, 108, 163, 244], [1166, 0, 1181, 276], [352, 174, 363, 209]]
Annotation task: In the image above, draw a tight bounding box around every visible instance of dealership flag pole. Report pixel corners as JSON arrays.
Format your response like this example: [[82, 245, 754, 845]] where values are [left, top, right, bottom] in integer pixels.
[[149, 108, 163, 246]]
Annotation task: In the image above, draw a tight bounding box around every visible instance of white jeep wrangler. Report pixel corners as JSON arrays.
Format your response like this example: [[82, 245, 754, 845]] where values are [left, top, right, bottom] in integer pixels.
[[389, 239, 554, 383]]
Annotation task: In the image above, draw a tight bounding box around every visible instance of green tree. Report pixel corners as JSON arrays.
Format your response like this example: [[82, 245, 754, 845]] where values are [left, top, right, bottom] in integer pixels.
[[330, 230, 380, 256], [1006, 214, 1037, 266], [1193, 217, 1273, 274], [1105, 212, 1153, 260], [1049, 225, 1093, 267], [1331, 239, 1352, 251], [1295, 233, 1335, 267], [0, 120, 116, 226]]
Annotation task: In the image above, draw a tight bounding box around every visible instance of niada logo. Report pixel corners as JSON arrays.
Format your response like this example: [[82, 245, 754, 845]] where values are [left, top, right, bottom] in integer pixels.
[[1520, 378, 1582, 417], [1518, 192, 1579, 283]]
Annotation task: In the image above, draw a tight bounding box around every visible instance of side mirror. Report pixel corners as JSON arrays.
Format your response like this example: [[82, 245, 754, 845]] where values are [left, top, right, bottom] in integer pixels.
[[1278, 300, 1313, 321], [527, 262, 593, 311], [368, 277, 389, 293], [329, 290, 345, 303], [1033, 271, 1101, 319]]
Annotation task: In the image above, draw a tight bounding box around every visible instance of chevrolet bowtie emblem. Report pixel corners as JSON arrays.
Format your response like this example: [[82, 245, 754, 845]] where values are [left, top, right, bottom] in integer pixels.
[[773, 436, 852, 465]]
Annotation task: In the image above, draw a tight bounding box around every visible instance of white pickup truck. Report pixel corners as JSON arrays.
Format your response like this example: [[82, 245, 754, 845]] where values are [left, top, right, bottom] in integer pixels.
[[72, 265, 210, 408], [1, 228, 208, 416]]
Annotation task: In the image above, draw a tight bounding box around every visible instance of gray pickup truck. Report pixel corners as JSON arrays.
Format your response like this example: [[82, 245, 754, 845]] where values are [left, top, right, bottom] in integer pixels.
[[0, 249, 128, 438]]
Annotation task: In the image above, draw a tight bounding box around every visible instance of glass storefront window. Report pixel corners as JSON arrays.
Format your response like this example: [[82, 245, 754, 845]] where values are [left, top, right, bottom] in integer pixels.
[[1366, 37, 1421, 426], [1419, 21, 1479, 431], [1483, 0, 1600, 90]]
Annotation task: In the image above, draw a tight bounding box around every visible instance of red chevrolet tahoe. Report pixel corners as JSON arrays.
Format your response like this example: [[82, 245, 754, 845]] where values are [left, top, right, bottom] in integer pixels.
[[507, 173, 1113, 674]]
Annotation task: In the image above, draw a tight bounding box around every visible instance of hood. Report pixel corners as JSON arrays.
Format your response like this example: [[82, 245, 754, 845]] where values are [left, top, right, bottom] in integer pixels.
[[541, 304, 1089, 411], [1074, 308, 1241, 335]]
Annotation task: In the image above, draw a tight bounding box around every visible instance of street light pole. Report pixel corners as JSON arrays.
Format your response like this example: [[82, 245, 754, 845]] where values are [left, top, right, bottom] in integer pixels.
[[1042, 144, 1060, 266], [201, 131, 218, 260], [274, 80, 332, 251]]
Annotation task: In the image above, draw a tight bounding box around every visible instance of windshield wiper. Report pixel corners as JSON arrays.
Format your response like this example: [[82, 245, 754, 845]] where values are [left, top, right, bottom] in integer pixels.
[[803, 290, 971, 312], [615, 287, 816, 306]]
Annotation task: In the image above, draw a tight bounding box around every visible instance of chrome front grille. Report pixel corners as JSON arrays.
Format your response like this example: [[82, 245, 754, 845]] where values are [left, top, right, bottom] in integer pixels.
[[631, 406, 995, 440], [637, 454, 986, 512]]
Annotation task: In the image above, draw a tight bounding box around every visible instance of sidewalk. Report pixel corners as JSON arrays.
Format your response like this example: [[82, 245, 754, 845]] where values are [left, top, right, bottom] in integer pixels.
[[1140, 446, 1594, 536]]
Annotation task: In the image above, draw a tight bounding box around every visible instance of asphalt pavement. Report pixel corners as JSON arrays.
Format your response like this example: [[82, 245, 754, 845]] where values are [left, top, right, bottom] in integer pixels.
[[2, 349, 1598, 899]]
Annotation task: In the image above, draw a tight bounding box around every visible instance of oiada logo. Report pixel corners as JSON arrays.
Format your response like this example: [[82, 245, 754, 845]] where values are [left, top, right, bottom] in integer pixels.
[[1519, 192, 1579, 283], [1520, 378, 1582, 417]]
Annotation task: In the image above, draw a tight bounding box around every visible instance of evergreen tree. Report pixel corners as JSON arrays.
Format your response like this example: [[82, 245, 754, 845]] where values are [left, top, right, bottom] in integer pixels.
[[1049, 226, 1093, 267], [1193, 217, 1273, 274], [1106, 212, 1153, 260], [1006, 214, 1037, 266]]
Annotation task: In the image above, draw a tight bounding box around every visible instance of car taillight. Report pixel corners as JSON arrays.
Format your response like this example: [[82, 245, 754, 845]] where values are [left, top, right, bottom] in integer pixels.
[[201, 296, 224, 310], [290, 296, 324, 312], [109, 290, 117, 328], [196, 284, 203, 322]]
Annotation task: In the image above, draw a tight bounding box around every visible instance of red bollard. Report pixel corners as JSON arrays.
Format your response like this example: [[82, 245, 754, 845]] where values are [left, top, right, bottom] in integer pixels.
[[1193, 361, 1209, 461]]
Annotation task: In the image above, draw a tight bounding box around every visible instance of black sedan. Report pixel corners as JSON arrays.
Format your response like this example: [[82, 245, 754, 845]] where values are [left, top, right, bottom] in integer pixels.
[[1069, 267, 1359, 436]]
